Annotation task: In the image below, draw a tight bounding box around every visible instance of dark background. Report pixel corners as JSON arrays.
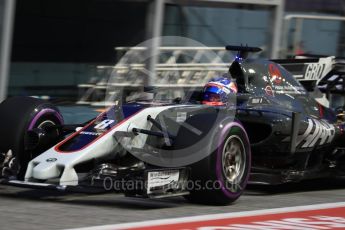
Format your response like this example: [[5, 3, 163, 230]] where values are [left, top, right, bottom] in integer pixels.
[[11, 0, 147, 63]]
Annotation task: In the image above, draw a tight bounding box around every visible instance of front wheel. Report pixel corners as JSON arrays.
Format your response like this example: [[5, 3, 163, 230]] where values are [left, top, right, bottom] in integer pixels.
[[186, 122, 251, 205], [0, 97, 63, 179]]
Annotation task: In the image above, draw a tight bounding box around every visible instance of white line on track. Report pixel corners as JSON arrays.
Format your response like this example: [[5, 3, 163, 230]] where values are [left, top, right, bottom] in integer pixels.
[[66, 201, 345, 230]]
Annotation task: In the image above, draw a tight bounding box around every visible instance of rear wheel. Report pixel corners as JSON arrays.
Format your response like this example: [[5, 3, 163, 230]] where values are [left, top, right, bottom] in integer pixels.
[[0, 97, 63, 179], [185, 122, 251, 205]]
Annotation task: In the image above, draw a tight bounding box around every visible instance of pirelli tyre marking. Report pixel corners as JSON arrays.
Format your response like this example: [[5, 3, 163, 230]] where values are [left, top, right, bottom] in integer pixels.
[[285, 118, 335, 148]]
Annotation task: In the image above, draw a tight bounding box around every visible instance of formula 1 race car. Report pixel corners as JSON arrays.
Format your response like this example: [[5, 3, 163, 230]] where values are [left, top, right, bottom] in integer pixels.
[[0, 46, 344, 205]]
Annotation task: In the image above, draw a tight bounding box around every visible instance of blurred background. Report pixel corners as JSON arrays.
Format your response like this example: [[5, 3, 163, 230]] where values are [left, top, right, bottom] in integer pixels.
[[0, 0, 344, 106]]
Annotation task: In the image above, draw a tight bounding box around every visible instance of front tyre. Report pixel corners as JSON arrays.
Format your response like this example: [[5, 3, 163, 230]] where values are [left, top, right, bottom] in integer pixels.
[[186, 122, 251, 205], [0, 97, 63, 179]]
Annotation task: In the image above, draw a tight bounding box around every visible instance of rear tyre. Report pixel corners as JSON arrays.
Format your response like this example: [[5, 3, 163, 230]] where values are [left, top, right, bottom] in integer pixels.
[[185, 122, 251, 205], [0, 97, 63, 179]]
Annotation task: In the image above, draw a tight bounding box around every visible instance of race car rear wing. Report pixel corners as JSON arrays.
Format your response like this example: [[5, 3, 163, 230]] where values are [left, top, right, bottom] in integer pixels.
[[272, 56, 335, 83], [273, 56, 345, 108], [273, 57, 345, 91]]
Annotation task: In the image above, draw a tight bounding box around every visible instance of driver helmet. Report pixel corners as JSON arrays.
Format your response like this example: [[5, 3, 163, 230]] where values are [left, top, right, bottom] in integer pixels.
[[202, 76, 237, 106]]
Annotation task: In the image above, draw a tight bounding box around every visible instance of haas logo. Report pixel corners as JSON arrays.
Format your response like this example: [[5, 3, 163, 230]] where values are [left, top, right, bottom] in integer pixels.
[[298, 119, 335, 148], [284, 119, 335, 148]]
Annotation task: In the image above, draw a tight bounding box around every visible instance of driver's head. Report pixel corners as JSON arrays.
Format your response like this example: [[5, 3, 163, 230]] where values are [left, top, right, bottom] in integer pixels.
[[202, 76, 237, 106]]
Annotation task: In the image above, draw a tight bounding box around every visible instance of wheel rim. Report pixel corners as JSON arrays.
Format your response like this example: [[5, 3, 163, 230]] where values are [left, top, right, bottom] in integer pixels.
[[37, 120, 56, 129], [31, 119, 58, 159], [37, 119, 59, 140], [222, 135, 246, 184]]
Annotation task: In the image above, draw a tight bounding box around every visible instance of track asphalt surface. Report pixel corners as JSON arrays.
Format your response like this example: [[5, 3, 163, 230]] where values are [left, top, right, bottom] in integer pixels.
[[0, 178, 345, 229]]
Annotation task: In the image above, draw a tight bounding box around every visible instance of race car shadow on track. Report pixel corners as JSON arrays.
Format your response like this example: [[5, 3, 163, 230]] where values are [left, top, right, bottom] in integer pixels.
[[0, 185, 185, 209], [245, 177, 345, 195], [0, 178, 344, 208]]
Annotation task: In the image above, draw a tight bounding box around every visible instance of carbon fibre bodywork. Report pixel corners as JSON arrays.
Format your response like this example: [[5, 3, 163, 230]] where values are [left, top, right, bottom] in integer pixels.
[[232, 58, 345, 184]]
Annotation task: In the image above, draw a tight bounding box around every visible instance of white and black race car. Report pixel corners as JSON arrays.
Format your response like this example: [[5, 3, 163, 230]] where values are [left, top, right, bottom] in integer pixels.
[[0, 46, 344, 205]]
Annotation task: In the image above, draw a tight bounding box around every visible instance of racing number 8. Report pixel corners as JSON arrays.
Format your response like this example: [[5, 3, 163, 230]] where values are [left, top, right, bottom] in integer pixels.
[[94, 119, 115, 129]]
